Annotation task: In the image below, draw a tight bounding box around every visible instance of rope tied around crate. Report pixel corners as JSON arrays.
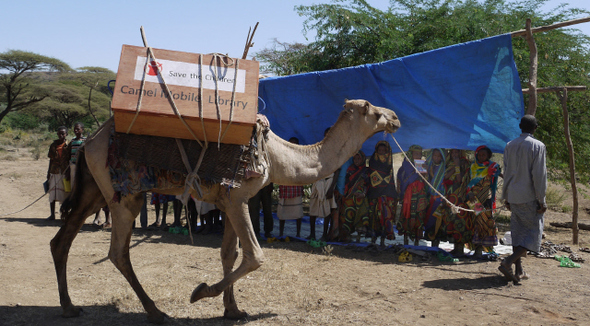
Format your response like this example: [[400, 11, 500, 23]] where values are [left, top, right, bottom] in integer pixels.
[[207, 53, 239, 148], [134, 26, 214, 202]]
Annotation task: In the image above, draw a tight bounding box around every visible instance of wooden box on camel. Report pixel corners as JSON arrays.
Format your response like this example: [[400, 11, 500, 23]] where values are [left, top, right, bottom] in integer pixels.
[[111, 45, 259, 145]]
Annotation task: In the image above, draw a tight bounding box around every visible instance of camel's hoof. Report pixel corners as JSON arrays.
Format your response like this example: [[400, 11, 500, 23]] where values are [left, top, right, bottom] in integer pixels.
[[61, 305, 83, 318], [224, 308, 248, 320], [147, 310, 169, 324], [190, 283, 209, 303]]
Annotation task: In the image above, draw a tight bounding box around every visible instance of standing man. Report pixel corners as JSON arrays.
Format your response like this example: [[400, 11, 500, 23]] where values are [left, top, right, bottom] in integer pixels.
[[248, 183, 275, 238], [500, 115, 547, 284], [47, 126, 69, 220]]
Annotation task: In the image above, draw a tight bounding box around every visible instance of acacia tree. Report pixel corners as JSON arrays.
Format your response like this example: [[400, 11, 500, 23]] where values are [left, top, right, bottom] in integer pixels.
[[256, 0, 590, 180], [0, 50, 72, 124], [23, 67, 115, 130], [61, 66, 116, 127]]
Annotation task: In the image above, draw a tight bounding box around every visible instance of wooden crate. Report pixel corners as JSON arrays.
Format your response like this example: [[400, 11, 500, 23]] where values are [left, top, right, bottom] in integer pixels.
[[111, 45, 259, 145]]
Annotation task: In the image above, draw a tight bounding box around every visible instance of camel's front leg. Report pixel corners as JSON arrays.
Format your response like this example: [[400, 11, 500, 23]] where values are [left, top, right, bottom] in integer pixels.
[[191, 213, 247, 319], [50, 161, 106, 318], [190, 201, 264, 317], [108, 193, 167, 324]]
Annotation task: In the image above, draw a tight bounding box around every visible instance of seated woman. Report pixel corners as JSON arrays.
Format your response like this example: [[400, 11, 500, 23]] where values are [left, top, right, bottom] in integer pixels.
[[467, 145, 502, 257], [424, 148, 447, 247], [340, 150, 369, 242], [397, 145, 428, 246]]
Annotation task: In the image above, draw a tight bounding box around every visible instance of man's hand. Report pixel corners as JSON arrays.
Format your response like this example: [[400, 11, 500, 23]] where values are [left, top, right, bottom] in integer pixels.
[[537, 201, 548, 214]]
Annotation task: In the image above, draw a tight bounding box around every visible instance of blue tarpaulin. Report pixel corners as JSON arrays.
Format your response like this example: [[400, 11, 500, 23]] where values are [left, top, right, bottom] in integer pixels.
[[258, 34, 524, 155]]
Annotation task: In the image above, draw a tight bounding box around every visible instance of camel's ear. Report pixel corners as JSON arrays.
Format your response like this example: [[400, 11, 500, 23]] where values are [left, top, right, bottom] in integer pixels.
[[344, 99, 369, 115], [343, 99, 353, 113], [355, 100, 369, 116]]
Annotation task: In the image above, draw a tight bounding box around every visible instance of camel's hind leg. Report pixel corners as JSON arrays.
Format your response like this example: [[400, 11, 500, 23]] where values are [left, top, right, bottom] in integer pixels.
[[190, 200, 264, 317], [107, 193, 167, 324], [50, 163, 107, 318]]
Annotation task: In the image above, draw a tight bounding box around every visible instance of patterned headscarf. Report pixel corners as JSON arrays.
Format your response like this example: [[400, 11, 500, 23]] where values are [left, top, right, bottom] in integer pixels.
[[468, 145, 501, 202], [405, 144, 423, 164], [368, 141, 396, 199], [372, 141, 392, 165], [426, 148, 447, 194], [469, 145, 495, 183], [353, 150, 366, 167]]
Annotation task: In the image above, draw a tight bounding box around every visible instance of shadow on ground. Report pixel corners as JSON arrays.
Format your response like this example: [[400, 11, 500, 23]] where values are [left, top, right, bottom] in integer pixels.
[[0, 304, 277, 326], [422, 275, 506, 291]]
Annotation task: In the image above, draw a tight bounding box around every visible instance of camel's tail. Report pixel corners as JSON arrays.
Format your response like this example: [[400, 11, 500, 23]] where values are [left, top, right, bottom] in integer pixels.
[[60, 146, 87, 221]]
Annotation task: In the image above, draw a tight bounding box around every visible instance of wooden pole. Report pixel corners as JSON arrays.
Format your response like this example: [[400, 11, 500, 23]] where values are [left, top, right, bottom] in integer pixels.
[[525, 19, 538, 116], [242, 22, 259, 60], [511, 16, 590, 37], [522, 86, 587, 93], [557, 87, 579, 244]]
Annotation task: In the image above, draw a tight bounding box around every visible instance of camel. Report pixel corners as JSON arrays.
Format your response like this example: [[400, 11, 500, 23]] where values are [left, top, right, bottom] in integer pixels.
[[50, 99, 400, 323]]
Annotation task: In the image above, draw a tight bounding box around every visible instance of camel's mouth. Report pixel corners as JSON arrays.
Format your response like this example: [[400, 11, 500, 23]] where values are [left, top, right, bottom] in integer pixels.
[[385, 120, 401, 133]]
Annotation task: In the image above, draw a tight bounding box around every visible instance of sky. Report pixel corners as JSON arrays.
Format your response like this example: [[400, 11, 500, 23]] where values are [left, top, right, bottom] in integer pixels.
[[1, 0, 589, 72]]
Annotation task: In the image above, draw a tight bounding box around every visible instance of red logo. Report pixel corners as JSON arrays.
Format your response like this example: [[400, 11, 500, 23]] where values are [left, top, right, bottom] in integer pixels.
[[147, 60, 162, 76]]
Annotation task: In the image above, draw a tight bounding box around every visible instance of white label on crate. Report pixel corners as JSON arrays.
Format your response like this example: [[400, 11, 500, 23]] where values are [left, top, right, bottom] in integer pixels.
[[134, 56, 246, 93]]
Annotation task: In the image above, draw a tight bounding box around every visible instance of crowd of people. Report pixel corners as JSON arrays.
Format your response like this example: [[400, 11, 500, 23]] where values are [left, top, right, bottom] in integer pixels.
[[46, 115, 547, 283], [248, 138, 505, 258]]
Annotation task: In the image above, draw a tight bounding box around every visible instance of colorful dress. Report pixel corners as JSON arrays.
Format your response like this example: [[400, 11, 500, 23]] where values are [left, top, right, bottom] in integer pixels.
[[433, 152, 472, 243], [48, 139, 69, 202], [367, 141, 397, 240], [396, 146, 428, 241], [341, 151, 369, 235], [424, 148, 447, 241], [467, 146, 501, 248]]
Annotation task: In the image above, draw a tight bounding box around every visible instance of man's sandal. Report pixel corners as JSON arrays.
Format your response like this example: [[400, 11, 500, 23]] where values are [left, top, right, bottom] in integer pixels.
[[498, 264, 520, 285]]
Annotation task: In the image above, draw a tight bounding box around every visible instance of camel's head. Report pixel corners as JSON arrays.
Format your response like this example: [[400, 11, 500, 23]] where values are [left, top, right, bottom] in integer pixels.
[[343, 99, 401, 134]]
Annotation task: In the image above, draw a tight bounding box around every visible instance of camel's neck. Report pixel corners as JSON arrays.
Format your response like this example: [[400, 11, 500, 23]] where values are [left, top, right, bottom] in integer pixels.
[[266, 115, 371, 185]]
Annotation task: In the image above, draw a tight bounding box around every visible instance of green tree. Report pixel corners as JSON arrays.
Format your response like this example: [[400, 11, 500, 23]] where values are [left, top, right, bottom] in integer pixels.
[[0, 50, 72, 124], [256, 0, 590, 181], [59, 66, 116, 127], [23, 67, 115, 130]]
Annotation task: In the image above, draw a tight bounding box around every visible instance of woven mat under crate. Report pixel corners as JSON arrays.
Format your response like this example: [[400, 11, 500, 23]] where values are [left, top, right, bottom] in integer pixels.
[[108, 128, 253, 198]]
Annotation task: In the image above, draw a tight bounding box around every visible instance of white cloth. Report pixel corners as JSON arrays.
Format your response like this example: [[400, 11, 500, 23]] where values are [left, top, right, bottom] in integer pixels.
[[277, 197, 303, 220], [309, 173, 337, 217], [192, 200, 216, 216], [48, 173, 67, 202]]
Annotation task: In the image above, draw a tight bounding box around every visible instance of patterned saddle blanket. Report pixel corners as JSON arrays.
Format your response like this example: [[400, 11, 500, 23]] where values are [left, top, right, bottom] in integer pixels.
[[107, 127, 255, 198]]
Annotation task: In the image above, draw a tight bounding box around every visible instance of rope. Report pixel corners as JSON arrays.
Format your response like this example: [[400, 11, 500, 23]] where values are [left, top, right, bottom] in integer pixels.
[[207, 53, 237, 148], [258, 96, 266, 112], [198, 54, 208, 145], [126, 55, 150, 134], [219, 58, 239, 144], [0, 174, 65, 217], [389, 134, 506, 215], [0, 192, 47, 217]]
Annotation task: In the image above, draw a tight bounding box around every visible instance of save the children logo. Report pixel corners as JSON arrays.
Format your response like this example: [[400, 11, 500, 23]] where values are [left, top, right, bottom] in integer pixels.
[[134, 56, 246, 93], [147, 60, 162, 76]]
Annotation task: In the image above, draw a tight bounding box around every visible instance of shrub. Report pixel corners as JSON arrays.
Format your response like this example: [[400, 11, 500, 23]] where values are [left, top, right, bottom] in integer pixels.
[[4, 113, 40, 130], [546, 187, 567, 210]]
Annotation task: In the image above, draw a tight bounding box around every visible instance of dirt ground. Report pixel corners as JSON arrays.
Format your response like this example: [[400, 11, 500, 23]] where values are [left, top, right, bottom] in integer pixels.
[[2, 149, 590, 326]]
